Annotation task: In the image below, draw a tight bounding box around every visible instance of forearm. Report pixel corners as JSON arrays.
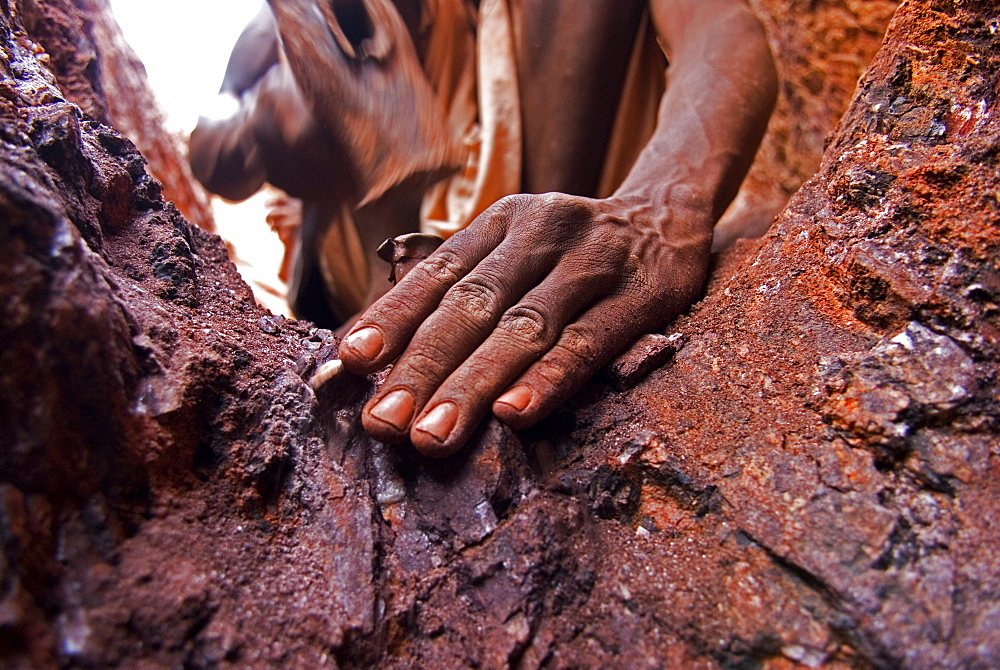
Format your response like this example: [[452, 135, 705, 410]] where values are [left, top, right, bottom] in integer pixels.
[[614, 0, 777, 232]]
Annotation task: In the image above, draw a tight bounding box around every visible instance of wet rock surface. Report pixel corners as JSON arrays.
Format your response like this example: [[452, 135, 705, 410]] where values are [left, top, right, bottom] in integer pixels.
[[2, 0, 999, 669]]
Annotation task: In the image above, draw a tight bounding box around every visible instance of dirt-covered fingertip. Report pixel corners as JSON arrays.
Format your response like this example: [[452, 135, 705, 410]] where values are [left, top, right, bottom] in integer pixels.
[[338, 325, 388, 374], [361, 388, 415, 444], [493, 384, 544, 430]]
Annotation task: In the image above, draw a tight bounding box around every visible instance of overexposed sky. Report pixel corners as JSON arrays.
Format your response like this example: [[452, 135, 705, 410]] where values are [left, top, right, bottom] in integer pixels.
[[109, 0, 263, 134]]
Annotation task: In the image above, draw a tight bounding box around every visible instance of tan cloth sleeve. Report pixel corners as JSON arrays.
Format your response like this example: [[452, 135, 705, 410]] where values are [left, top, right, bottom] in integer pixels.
[[419, 0, 522, 238]]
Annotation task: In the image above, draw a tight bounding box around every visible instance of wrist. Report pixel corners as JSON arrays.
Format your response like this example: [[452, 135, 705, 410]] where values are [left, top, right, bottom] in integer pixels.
[[605, 183, 716, 241]]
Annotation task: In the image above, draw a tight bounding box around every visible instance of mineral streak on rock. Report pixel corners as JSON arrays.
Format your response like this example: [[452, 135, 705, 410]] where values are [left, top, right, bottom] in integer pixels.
[[821, 321, 978, 461], [3, 0, 999, 669]]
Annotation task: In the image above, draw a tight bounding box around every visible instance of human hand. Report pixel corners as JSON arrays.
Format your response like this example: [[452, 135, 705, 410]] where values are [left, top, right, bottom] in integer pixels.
[[338, 192, 713, 457]]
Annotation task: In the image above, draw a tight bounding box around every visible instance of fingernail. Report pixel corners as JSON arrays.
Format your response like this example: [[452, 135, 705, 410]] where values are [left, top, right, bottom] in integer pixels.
[[369, 389, 414, 431], [496, 385, 532, 412], [414, 402, 458, 442], [343, 327, 383, 361]]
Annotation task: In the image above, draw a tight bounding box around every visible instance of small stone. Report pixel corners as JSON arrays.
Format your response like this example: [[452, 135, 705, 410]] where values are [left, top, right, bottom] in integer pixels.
[[377, 233, 445, 284], [257, 315, 282, 335], [310, 328, 333, 342], [782, 644, 829, 668], [608, 332, 686, 390], [822, 321, 977, 456]]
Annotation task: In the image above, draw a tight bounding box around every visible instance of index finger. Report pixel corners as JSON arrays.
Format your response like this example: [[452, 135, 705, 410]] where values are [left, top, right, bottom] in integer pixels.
[[338, 211, 508, 374]]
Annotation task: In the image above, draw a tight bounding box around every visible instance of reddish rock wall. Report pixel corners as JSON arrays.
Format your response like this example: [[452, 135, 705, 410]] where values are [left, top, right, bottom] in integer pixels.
[[717, 0, 898, 247], [16, 0, 216, 231], [1, 0, 997, 668]]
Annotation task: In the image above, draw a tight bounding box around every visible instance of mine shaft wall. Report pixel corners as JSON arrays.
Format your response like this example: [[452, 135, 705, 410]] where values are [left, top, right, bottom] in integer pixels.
[[2, 1, 998, 668]]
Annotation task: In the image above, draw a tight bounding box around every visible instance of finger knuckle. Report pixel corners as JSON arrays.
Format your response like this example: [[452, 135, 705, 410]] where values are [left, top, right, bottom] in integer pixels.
[[496, 193, 532, 212], [520, 323, 598, 394], [361, 291, 412, 330], [497, 303, 551, 348], [530, 354, 580, 397], [397, 342, 451, 384], [555, 323, 601, 366], [527, 363, 562, 396], [543, 192, 598, 221], [569, 249, 628, 286], [490, 193, 593, 227], [440, 275, 504, 327], [477, 194, 529, 230], [417, 248, 465, 285]]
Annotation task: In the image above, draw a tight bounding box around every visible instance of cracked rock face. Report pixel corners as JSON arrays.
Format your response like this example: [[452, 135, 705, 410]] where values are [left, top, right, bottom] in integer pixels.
[[2, 0, 999, 669], [821, 322, 978, 459]]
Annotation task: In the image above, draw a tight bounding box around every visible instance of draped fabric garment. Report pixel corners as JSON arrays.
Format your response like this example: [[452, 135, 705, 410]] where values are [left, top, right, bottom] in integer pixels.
[[418, 0, 522, 238], [417, 0, 667, 237]]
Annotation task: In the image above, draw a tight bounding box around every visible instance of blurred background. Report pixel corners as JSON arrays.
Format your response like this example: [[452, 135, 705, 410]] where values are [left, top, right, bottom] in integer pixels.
[[108, 0, 292, 316]]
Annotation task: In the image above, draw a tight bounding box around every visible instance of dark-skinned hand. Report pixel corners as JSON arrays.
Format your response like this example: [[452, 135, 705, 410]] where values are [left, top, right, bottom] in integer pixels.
[[338, 192, 713, 457]]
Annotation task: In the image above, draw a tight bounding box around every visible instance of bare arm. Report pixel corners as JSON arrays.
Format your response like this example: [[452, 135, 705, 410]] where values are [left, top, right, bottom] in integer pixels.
[[339, 0, 777, 457], [619, 0, 777, 221]]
